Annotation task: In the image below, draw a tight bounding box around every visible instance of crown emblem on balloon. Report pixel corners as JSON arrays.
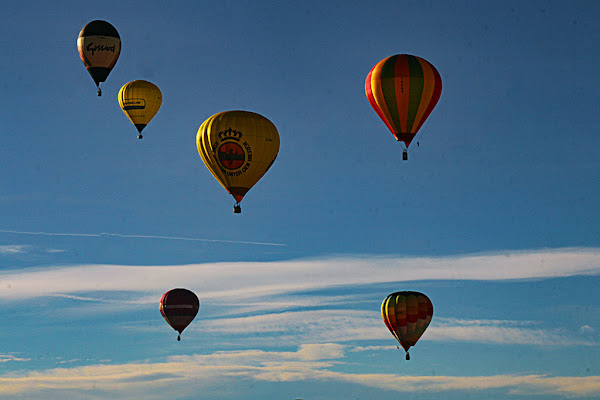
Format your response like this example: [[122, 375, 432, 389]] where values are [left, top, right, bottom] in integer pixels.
[[218, 128, 243, 142]]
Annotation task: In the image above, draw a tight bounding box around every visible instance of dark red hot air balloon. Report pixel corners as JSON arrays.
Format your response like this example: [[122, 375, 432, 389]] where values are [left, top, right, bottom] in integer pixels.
[[381, 291, 433, 360], [159, 288, 200, 341]]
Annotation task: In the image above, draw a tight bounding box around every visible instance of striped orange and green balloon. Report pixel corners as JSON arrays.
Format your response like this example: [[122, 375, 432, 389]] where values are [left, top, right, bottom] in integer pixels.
[[365, 54, 442, 148], [381, 291, 433, 360]]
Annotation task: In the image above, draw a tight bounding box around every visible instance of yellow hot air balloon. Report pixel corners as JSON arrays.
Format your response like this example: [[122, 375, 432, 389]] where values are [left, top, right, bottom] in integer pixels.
[[118, 80, 162, 139], [197, 111, 280, 213]]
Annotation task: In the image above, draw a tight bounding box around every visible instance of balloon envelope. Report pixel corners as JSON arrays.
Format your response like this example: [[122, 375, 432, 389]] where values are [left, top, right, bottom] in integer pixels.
[[196, 110, 280, 208], [381, 291, 433, 358], [160, 288, 200, 340], [118, 80, 162, 137], [365, 54, 442, 148], [77, 20, 120, 93]]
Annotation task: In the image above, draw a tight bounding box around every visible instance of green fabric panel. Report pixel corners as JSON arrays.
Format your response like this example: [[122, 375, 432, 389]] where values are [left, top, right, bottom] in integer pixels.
[[380, 56, 401, 133], [406, 56, 424, 133]]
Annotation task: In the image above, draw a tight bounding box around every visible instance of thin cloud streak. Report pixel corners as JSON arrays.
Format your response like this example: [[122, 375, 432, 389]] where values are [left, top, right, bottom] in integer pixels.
[[0, 229, 286, 247], [0, 354, 30, 363], [48, 294, 115, 303], [197, 310, 598, 347], [0, 245, 29, 254], [0, 346, 597, 398], [319, 371, 600, 398], [1, 248, 599, 301]]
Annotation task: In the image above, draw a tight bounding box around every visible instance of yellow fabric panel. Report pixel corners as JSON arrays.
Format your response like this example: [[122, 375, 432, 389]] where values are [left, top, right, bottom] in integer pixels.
[[370, 58, 398, 135], [412, 59, 436, 131], [118, 80, 162, 127], [196, 110, 280, 203], [382, 296, 401, 345], [385, 296, 397, 328], [77, 36, 121, 69]]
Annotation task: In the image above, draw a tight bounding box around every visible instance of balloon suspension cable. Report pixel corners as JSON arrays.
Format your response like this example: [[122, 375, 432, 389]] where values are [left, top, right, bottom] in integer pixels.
[[177, 334, 181, 341], [405, 351, 410, 361]]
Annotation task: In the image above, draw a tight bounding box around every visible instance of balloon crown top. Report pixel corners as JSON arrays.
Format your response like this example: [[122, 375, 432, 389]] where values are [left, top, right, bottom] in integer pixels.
[[79, 20, 120, 39], [219, 128, 243, 142]]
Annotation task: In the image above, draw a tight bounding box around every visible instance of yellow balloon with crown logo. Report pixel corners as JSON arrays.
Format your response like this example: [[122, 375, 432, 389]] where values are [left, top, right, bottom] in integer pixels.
[[197, 111, 280, 213]]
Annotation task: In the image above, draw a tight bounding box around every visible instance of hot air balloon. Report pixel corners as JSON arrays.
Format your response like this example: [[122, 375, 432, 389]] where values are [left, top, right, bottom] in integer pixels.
[[381, 291, 433, 360], [197, 110, 280, 213], [160, 288, 200, 341], [118, 80, 162, 139], [77, 20, 121, 96], [365, 54, 442, 160]]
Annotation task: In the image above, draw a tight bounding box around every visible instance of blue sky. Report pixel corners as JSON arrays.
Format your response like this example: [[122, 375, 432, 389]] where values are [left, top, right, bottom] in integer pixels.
[[1, 0, 599, 399]]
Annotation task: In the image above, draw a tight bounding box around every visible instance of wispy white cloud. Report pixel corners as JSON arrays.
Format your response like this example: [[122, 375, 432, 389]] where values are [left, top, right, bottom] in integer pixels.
[[1, 248, 599, 302], [0, 244, 65, 257], [429, 318, 596, 346], [198, 309, 384, 344], [0, 245, 29, 254], [349, 345, 393, 351], [56, 359, 81, 364], [168, 344, 345, 364], [314, 371, 600, 398], [0, 354, 30, 363], [44, 249, 67, 254], [193, 310, 598, 347], [48, 294, 113, 302], [0, 345, 597, 399], [580, 325, 595, 334]]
